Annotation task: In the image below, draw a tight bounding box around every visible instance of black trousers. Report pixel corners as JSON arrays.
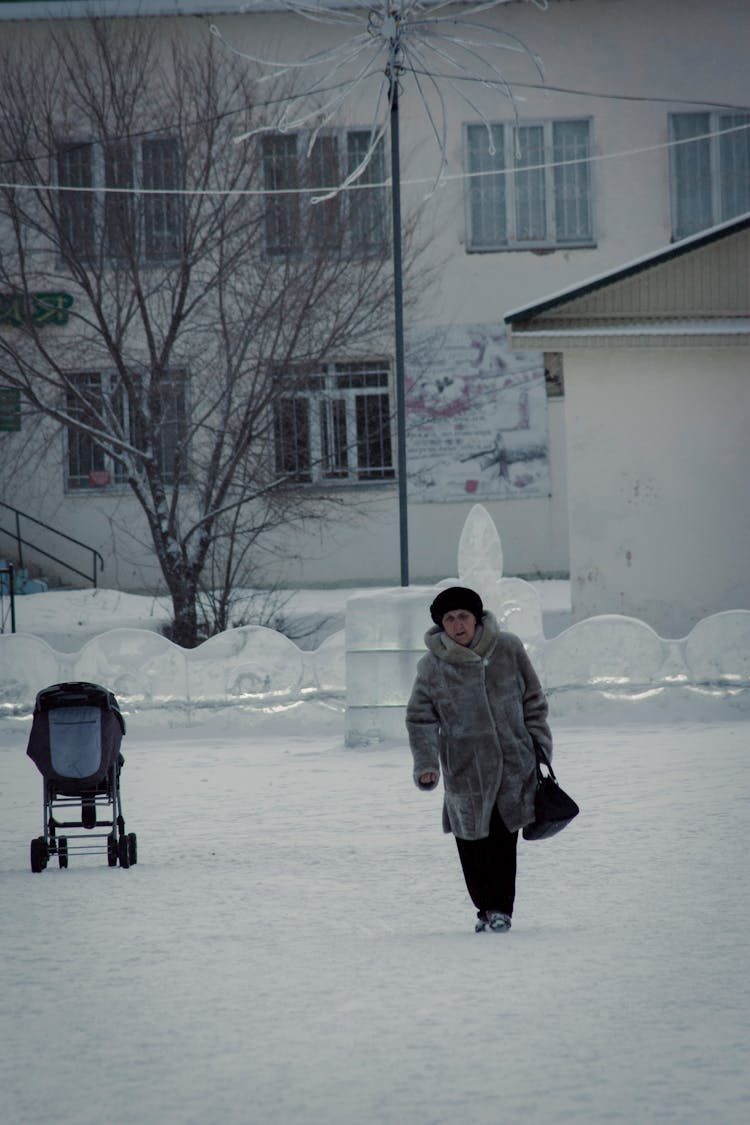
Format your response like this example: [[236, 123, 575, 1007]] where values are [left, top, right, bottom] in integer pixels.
[[454, 805, 518, 917]]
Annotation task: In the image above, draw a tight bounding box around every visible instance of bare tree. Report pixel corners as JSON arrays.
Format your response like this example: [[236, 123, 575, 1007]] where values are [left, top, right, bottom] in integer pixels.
[[0, 17, 425, 646]]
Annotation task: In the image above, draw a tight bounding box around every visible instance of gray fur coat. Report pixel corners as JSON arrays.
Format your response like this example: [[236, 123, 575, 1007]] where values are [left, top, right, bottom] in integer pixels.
[[406, 612, 552, 839]]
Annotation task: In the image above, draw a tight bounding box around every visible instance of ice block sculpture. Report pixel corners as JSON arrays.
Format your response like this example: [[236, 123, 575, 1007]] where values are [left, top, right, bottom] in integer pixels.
[[345, 504, 544, 743], [345, 585, 437, 744], [458, 504, 544, 648]]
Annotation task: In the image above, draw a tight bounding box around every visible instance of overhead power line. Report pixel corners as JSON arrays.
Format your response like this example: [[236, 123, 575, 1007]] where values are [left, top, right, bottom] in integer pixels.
[[1, 120, 748, 199]]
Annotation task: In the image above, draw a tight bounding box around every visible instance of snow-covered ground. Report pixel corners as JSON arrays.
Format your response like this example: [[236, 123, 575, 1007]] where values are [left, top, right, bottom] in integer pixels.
[[1, 587, 748, 1125]]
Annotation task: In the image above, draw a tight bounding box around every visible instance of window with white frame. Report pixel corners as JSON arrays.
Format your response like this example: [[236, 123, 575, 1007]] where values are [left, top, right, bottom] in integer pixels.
[[669, 112, 750, 240], [262, 129, 388, 256], [273, 361, 394, 485], [465, 119, 594, 251], [57, 137, 183, 262], [65, 370, 187, 490]]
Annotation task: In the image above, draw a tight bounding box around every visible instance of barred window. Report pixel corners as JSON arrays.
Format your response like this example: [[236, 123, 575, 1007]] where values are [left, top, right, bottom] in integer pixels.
[[262, 129, 388, 256], [274, 361, 394, 485], [65, 371, 187, 490], [669, 112, 750, 239], [57, 137, 182, 262], [65, 372, 122, 490], [465, 119, 594, 251]]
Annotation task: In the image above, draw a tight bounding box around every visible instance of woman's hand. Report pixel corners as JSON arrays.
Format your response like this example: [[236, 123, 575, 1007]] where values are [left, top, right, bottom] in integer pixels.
[[419, 771, 439, 786]]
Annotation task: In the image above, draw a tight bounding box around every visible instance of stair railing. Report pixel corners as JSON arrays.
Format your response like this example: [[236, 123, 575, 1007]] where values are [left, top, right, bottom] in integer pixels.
[[0, 501, 104, 588], [0, 562, 16, 633]]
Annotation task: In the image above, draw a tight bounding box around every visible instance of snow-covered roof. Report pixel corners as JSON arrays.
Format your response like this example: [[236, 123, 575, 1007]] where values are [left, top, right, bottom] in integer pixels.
[[505, 212, 750, 326], [0, 0, 245, 18], [0, 0, 517, 22]]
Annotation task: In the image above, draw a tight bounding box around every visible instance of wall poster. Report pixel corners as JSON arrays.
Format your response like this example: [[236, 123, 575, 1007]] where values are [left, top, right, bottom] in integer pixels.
[[404, 324, 549, 503]]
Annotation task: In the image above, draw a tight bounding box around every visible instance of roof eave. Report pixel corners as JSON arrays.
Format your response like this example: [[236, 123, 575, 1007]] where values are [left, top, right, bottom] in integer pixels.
[[508, 318, 750, 349], [504, 212, 750, 327]]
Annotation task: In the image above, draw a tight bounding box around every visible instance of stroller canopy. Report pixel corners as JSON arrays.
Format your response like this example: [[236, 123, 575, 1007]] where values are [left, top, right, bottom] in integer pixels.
[[27, 682, 125, 788]]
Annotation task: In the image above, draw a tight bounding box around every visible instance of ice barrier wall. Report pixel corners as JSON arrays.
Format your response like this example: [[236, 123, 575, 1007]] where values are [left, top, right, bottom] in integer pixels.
[[345, 505, 750, 740], [1, 592, 749, 732], [344, 587, 750, 742], [1, 508, 748, 731], [0, 625, 346, 720]]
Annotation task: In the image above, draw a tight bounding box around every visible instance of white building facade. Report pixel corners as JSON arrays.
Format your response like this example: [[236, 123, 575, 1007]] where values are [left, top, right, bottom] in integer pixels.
[[0, 0, 748, 600], [506, 216, 750, 637]]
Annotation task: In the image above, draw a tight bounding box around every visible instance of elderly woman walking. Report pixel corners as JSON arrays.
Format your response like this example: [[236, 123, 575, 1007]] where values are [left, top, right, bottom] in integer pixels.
[[406, 586, 552, 933]]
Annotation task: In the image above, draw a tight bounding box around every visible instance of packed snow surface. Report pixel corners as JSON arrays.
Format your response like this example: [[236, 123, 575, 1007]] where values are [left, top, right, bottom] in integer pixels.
[[1, 587, 748, 1125]]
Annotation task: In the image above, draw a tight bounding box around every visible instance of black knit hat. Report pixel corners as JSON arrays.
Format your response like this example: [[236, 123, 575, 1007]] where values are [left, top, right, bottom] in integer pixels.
[[430, 586, 484, 627]]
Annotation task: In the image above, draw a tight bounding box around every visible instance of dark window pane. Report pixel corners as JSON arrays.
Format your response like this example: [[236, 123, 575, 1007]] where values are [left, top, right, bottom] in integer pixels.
[[309, 135, 340, 248], [66, 373, 106, 489], [104, 372, 127, 484], [263, 135, 301, 254], [334, 362, 389, 389], [321, 398, 348, 477], [544, 352, 565, 398], [143, 138, 182, 260], [0, 388, 21, 432], [347, 131, 387, 252], [155, 373, 187, 484], [356, 393, 393, 480], [104, 141, 135, 259], [57, 144, 95, 256], [274, 397, 311, 480]]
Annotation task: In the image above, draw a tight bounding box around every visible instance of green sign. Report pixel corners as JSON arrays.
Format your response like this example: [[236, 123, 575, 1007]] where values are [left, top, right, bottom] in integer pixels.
[[0, 292, 74, 327]]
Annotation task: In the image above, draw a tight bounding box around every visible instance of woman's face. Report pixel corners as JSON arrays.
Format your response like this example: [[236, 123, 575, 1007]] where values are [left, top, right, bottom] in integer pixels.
[[442, 609, 477, 646]]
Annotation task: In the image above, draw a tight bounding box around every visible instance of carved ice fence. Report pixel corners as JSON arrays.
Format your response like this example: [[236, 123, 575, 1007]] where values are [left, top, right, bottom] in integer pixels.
[[0, 626, 346, 720]]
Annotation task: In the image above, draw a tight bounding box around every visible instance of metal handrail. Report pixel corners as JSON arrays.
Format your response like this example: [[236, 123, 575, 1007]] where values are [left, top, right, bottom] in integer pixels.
[[0, 501, 104, 587], [0, 563, 16, 633]]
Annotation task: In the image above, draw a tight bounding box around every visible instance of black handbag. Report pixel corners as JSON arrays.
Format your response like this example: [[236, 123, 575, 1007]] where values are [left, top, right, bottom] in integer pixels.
[[522, 744, 580, 840]]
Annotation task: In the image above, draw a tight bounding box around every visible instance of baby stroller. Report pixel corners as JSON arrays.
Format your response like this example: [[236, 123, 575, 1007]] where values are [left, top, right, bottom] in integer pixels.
[[26, 681, 137, 872]]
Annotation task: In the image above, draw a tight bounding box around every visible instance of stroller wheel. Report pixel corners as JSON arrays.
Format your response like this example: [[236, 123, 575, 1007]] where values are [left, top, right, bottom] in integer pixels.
[[58, 837, 68, 869], [127, 832, 138, 866], [30, 836, 48, 873], [118, 834, 131, 869], [107, 833, 118, 867]]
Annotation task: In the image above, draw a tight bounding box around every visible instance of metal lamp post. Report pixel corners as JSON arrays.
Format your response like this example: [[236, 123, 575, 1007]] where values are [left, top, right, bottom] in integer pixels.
[[385, 15, 409, 587]]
